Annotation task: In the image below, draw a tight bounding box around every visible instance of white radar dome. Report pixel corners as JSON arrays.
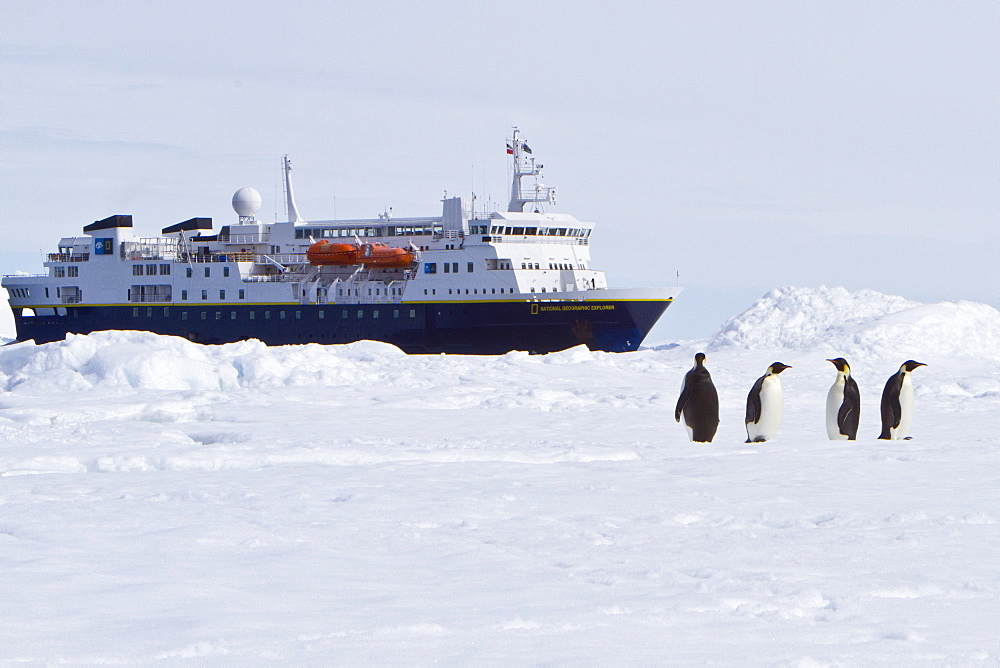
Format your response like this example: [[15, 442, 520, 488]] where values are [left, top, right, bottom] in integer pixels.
[[232, 186, 262, 217]]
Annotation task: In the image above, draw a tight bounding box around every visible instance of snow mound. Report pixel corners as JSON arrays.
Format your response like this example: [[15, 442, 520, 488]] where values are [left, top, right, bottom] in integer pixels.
[[709, 286, 1000, 361], [0, 331, 240, 392], [0, 331, 415, 393]]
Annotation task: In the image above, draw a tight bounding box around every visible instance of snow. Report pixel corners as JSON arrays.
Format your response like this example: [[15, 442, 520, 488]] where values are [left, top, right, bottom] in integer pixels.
[[710, 285, 1000, 362], [2, 286, 999, 663]]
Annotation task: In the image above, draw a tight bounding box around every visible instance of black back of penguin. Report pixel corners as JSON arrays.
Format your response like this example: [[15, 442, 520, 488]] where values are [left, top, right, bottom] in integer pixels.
[[675, 352, 720, 442]]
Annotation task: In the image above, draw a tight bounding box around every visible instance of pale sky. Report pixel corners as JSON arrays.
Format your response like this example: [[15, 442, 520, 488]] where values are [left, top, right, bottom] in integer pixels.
[[2, 1, 997, 339]]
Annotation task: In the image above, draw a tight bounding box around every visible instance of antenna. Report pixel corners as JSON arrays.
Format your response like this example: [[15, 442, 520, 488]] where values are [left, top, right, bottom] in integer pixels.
[[283, 155, 305, 223], [507, 128, 556, 213]]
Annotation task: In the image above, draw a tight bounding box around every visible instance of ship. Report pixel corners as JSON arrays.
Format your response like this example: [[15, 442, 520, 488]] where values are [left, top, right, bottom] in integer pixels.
[[2, 131, 681, 354]]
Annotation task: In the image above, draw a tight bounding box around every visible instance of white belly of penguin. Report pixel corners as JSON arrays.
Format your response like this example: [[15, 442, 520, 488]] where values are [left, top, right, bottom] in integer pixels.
[[826, 380, 848, 440], [892, 376, 915, 439], [749, 377, 784, 441]]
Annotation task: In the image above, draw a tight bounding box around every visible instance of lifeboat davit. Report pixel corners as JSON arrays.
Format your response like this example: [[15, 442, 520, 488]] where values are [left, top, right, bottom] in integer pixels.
[[307, 240, 416, 268]]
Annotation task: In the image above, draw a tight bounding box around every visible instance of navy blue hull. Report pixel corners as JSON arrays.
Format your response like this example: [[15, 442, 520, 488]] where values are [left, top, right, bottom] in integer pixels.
[[12, 299, 673, 354]]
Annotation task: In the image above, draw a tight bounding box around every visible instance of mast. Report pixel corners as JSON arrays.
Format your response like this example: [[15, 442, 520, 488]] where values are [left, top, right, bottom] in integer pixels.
[[507, 128, 556, 213], [283, 155, 305, 224]]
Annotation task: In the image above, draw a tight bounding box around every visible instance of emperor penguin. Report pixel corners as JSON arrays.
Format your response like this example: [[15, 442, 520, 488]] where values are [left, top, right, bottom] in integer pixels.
[[745, 362, 791, 443], [878, 360, 926, 440], [826, 357, 861, 440], [675, 352, 720, 442]]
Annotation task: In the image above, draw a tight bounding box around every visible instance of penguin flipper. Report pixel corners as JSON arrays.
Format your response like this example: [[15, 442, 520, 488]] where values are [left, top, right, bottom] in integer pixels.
[[879, 372, 903, 439], [878, 400, 898, 439], [675, 376, 690, 423], [840, 378, 861, 439], [838, 402, 855, 437], [745, 376, 764, 425]]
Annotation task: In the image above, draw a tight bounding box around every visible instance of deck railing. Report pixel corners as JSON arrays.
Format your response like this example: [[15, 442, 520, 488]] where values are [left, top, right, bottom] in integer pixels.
[[128, 295, 173, 303], [47, 253, 90, 262]]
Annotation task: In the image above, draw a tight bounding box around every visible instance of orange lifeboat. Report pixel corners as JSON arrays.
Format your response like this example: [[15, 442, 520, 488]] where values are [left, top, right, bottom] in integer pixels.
[[306, 240, 359, 265], [307, 240, 416, 268], [357, 242, 416, 268]]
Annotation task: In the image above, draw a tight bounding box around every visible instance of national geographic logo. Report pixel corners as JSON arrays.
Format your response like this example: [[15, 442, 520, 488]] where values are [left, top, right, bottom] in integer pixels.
[[533, 304, 616, 313]]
